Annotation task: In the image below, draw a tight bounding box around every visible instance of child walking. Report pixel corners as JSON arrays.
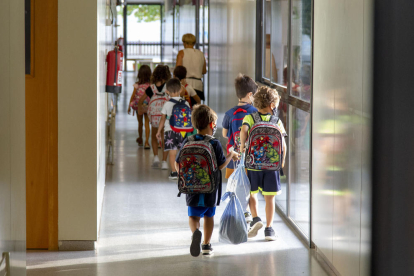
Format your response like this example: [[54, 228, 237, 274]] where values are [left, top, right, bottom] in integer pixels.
[[173, 65, 201, 107], [128, 65, 152, 148], [139, 65, 171, 168], [175, 105, 239, 257], [156, 78, 190, 179], [240, 86, 287, 241]]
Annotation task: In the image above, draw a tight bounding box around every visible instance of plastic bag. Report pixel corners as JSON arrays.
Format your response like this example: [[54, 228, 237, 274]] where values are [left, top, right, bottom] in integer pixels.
[[219, 192, 248, 244], [226, 153, 251, 213]]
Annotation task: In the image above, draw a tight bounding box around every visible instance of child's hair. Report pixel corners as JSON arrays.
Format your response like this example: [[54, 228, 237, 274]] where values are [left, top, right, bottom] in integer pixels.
[[235, 73, 258, 99], [253, 86, 280, 110], [191, 105, 218, 130], [166, 78, 182, 94], [136, 65, 151, 84], [151, 65, 171, 84], [174, 66, 187, 80]]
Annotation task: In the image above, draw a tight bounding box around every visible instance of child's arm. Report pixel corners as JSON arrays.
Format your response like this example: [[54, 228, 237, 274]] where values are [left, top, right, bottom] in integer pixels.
[[239, 125, 249, 153], [175, 161, 179, 172], [192, 95, 201, 105], [219, 151, 240, 170], [137, 94, 147, 108], [128, 88, 137, 114], [156, 114, 167, 141], [282, 136, 287, 168], [222, 128, 228, 138]]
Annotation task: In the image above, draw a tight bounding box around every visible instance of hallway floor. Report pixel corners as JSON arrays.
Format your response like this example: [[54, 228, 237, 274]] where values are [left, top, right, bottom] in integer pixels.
[[27, 74, 333, 276]]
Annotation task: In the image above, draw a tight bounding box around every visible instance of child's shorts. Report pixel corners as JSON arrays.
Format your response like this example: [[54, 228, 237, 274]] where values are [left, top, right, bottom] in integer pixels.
[[247, 170, 282, 196], [188, 206, 216, 218], [164, 130, 184, 151]]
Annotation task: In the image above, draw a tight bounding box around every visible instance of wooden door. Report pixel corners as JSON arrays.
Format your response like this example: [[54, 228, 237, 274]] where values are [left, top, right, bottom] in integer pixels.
[[25, 0, 58, 250]]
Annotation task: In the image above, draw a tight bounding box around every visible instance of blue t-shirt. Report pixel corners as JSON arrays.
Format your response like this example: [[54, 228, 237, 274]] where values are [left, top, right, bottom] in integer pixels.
[[176, 134, 226, 207], [222, 104, 257, 169]]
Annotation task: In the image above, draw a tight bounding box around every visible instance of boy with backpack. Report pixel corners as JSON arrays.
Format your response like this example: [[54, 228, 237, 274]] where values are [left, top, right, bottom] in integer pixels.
[[221, 73, 258, 223], [239, 86, 287, 241], [156, 78, 193, 180], [175, 105, 239, 257]]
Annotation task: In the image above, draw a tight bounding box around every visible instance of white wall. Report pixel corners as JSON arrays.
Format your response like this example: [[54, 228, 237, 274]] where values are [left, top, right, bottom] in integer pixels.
[[0, 0, 26, 274], [312, 0, 373, 275], [58, 0, 111, 242]]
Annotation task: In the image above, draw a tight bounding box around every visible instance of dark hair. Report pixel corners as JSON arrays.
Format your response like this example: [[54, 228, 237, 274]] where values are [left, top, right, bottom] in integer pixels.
[[234, 73, 258, 99], [137, 65, 151, 84], [151, 65, 171, 84], [174, 66, 187, 80], [191, 105, 218, 130], [166, 78, 182, 94]]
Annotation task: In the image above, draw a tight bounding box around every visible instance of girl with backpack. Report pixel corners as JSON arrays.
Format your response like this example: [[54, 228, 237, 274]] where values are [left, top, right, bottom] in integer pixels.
[[138, 65, 171, 168], [128, 65, 152, 148]]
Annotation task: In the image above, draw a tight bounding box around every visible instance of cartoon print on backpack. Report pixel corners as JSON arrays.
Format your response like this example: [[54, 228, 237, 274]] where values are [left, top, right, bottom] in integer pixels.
[[249, 137, 280, 170], [169, 99, 194, 137], [180, 156, 211, 188]]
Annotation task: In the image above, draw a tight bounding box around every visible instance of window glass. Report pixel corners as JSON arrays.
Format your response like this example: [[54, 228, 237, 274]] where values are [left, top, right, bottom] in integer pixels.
[[270, 0, 289, 85], [290, 0, 312, 101], [289, 106, 310, 236], [263, 0, 271, 80], [275, 101, 289, 213]]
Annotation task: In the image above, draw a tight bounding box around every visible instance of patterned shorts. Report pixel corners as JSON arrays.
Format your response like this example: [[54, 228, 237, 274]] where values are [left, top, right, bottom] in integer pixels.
[[164, 130, 185, 151]]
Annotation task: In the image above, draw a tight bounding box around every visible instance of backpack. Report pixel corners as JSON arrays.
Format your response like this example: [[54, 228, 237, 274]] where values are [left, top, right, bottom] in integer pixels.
[[169, 98, 194, 133], [177, 135, 219, 195], [130, 83, 150, 115], [226, 107, 249, 154], [147, 84, 168, 127], [245, 112, 283, 171]]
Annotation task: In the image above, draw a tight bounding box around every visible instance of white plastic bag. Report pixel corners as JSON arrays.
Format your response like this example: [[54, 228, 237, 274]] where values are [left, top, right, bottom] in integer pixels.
[[226, 153, 251, 213], [219, 192, 248, 244]]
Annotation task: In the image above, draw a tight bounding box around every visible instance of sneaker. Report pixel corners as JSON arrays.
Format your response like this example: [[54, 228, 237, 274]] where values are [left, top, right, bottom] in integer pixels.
[[202, 243, 214, 255], [190, 229, 202, 257], [169, 172, 178, 180], [265, 227, 277, 241], [161, 161, 169, 170], [152, 156, 160, 168], [248, 217, 264, 238], [244, 212, 253, 224]]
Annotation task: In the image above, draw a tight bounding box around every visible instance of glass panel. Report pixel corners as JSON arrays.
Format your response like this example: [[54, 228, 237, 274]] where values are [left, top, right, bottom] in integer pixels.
[[202, 0, 209, 102], [263, 0, 271, 80], [275, 100, 289, 213], [289, 106, 310, 236], [25, 0, 31, 75], [290, 0, 312, 101], [179, 0, 196, 51], [271, 0, 289, 85]]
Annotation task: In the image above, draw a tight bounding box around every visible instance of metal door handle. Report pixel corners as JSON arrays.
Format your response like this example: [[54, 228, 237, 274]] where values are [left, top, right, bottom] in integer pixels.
[[0, 252, 10, 276]]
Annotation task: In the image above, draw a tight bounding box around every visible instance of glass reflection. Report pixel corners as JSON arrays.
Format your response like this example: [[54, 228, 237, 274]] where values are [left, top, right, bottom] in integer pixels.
[[275, 101, 289, 213], [289, 106, 310, 236], [290, 0, 312, 102], [263, 0, 271, 80], [271, 0, 289, 85]]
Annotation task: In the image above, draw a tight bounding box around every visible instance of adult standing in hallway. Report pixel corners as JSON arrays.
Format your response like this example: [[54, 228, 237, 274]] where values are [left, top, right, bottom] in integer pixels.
[[176, 33, 207, 105]]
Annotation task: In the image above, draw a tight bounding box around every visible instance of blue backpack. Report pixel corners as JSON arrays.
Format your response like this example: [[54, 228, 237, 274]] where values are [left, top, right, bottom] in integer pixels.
[[169, 99, 194, 133]]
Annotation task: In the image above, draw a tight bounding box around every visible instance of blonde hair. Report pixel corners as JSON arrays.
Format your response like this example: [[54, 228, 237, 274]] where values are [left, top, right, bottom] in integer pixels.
[[253, 86, 280, 110], [182, 33, 196, 45]]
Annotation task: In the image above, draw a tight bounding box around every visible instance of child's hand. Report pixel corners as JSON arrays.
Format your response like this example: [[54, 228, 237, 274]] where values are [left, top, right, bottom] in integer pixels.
[[231, 151, 240, 161], [156, 132, 162, 141], [127, 107, 131, 114]]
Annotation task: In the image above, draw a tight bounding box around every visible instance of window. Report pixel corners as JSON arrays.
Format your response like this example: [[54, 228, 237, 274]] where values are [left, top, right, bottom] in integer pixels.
[[257, 0, 312, 241]]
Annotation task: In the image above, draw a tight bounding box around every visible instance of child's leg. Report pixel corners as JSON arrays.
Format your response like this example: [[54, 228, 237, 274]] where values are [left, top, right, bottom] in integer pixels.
[[249, 192, 259, 218], [137, 114, 143, 139], [144, 114, 150, 146], [151, 126, 159, 156], [264, 195, 275, 228], [189, 216, 201, 232], [203, 216, 214, 244], [169, 150, 177, 172], [161, 134, 168, 161]]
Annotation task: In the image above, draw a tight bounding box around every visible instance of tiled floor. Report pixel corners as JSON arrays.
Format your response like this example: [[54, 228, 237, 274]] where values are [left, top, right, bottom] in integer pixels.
[[27, 73, 333, 276]]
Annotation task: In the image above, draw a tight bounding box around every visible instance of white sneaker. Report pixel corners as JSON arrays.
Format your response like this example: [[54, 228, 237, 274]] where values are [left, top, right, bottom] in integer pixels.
[[244, 212, 253, 224], [161, 161, 168, 170], [152, 156, 160, 168]]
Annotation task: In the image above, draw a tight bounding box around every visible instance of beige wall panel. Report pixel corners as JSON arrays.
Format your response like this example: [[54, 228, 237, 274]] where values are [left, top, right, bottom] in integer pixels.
[[0, 0, 26, 274], [58, 0, 99, 241]]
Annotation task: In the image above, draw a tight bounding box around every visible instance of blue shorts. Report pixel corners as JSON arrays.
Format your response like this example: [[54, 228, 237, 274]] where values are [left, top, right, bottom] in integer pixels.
[[247, 170, 282, 196], [188, 206, 216, 218]]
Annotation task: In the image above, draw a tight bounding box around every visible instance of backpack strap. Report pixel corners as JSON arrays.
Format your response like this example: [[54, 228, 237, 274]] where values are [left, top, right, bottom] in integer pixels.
[[169, 98, 179, 104], [269, 115, 279, 124], [188, 135, 196, 142], [251, 112, 262, 123], [203, 135, 214, 142]]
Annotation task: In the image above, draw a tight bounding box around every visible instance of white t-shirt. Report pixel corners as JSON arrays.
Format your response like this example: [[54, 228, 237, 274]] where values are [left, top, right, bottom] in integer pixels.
[[184, 83, 197, 97], [161, 97, 190, 132]]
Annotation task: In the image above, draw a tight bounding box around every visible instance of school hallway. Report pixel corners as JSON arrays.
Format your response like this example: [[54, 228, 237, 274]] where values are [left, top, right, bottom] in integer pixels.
[[26, 73, 331, 276]]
